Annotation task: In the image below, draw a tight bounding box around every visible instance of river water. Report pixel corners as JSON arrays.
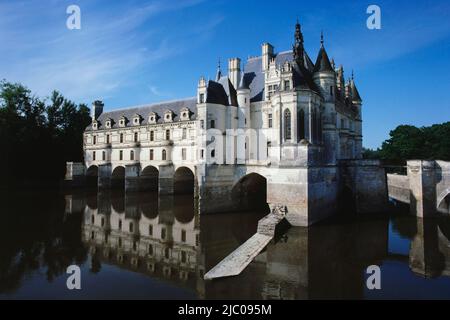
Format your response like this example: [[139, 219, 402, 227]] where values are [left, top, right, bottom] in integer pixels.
[[1, 190, 450, 299]]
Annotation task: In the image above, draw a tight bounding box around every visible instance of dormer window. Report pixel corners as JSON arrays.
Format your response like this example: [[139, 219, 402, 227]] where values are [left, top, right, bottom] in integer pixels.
[[105, 118, 112, 129], [164, 110, 174, 123], [133, 114, 142, 126], [148, 112, 157, 124], [92, 121, 98, 130], [119, 116, 127, 128], [180, 108, 191, 121]]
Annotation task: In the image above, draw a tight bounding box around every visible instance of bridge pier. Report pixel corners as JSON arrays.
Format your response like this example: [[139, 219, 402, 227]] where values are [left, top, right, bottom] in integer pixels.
[[98, 164, 112, 189], [159, 165, 175, 195], [408, 160, 437, 218], [125, 164, 141, 193]]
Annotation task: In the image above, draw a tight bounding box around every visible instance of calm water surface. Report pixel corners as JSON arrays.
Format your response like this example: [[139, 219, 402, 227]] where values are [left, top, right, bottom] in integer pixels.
[[1, 190, 450, 299]]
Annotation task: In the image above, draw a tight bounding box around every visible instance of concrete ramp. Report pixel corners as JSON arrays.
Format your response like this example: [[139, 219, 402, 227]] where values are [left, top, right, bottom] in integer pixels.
[[204, 207, 287, 280]]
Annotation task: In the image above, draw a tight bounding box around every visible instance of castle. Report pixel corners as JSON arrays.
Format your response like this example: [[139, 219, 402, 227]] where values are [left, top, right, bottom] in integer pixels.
[[69, 22, 388, 226]]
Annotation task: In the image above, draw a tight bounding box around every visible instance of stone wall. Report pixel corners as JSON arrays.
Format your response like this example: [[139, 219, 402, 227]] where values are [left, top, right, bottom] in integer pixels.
[[387, 174, 410, 204]]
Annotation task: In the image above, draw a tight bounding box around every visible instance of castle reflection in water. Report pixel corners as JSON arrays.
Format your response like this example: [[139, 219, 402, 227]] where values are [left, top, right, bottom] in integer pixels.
[[70, 191, 450, 299]]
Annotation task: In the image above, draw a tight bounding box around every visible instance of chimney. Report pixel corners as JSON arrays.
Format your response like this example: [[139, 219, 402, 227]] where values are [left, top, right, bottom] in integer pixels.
[[228, 58, 241, 89], [262, 43, 274, 72], [91, 100, 104, 120]]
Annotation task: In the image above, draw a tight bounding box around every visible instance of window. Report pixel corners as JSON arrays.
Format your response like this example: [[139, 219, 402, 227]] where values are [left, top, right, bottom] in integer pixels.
[[91, 231, 95, 240], [199, 93, 205, 103], [91, 215, 95, 224], [181, 251, 187, 263], [165, 129, 170, 140], [149, 149, 154, 160], [211, 149, 215, 158], [284, 109, 291, 140], [201, 149, 204, 159], [210, 120, 215, 129], [162, 149, 167, 161], [161, 228, 166, 240], [118, 219, 122, 231], [200, 120, 205, 129], [93, 136, 96, 145], [150, 131, 154, 141], [330, 86, 334, 96], [102, 151, 106, 161], [181, 230, 186, 242], [120, 133, 124, 143], [182, 148, 187, 161], [134, 132, 138, 142], [182, 128, 187, 139], [268, 113, 273, 128], [148, 244, 153, 255], [129, 222, 134, 233], [101, 217, 104, 227], [106, 134, 110, 144], [118, 237, 122, 248], [132, 241, 137, 252], [148, 225, 153, 236], [92, 151, 96, 161], [130, 150, 134, 161], [164, 248, 170, 259], [119, 150, 123, 161], [298, 109, 305, 140], [284, 80, 290, 91]]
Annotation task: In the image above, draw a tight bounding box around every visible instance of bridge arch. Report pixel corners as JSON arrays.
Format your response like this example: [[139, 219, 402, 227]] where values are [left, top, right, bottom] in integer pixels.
[[437, 188, 450, 214], [111, 166, 125, 189], [174, 166, 195, 195], [141, 165, 159, 192], [86, 165, 98, 187], [231, 172, 269, 212]]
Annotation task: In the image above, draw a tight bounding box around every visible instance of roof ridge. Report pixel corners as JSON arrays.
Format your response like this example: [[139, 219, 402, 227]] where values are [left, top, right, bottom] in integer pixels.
[[103, 97, 197, 113]]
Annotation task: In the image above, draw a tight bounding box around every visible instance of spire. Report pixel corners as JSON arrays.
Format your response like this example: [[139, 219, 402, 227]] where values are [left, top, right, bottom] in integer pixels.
[[215, 58, 222, 82], [293, 20, 304, 65], [313, 31, 333, 73], [331, 58, 335, 70], [350, 72, 362, 102]]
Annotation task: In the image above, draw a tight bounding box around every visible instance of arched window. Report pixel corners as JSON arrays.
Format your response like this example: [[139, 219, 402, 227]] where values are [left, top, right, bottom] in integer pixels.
[[298, 109, 305, 140], [284, 109, 291, 140], [162, 149, 167, 160], [130, 150, 134, 161]]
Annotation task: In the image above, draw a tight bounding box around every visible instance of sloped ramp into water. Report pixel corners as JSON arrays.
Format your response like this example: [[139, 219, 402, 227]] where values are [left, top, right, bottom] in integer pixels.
[[204, 207, 287, 280]]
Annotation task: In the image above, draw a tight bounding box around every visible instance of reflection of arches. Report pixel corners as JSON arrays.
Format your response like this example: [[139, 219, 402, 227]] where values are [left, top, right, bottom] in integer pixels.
[[174, 194, 195, 223], [111, 166, 125, 189], [141, 166, 159, 192], [231, 173, 269, 212], [437, 188, 450, 214], [174, 167, 195, 195], [86, 165, 98, 187]]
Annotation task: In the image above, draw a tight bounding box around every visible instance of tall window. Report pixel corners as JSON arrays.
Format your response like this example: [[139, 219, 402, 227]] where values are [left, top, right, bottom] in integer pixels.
[[210, 120, 215, 129], [165, 129, 170, 140], [268, 113, 273, 128], [106, 134, 110, 144], [162, 149, 167, 160], [284, 80, 290, 91], [134, 132, 138, 142], [298, 109, 305, 140], [181, 230, 186, 242], [148, 225, 153, 236], [199, 93, 205, 103], [149, 149, 154, 160], [200, 120, 205, 129], [119, 150, 123, 161], [129, 222, 134, 233], [120, 133, 124, 143], [92, 151, 96, 161], [182, 128, 187, 139], [161, 228, 166, 240], [150, 131, 154, 141], [182, 148, 187, 161], [102, 151, 106, 161], [284, 109, 291, 140], [130, 150, 134, 161], [118, 219, 122, 231], [93, 136, 96, 145], [201, 149, 205, 159]]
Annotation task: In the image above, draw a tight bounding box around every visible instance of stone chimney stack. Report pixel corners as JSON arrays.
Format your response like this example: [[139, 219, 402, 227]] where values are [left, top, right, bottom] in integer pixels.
[[261, 43, 274, 72], [91, 100, 104, 120], [228, 57, 241, 89]]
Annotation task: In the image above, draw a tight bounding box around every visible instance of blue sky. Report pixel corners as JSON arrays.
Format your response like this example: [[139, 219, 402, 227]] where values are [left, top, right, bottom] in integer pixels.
[[1, 0, 449, 148]]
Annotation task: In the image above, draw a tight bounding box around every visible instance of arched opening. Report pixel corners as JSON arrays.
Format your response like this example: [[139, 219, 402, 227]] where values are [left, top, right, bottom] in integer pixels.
[[86, 165, 98, 188], [284, 109, 291, 141], [111, 166, 125, 189], [174, 167, 195, 195], [231, 173, 269, 212], [141, 166, 159, 192]]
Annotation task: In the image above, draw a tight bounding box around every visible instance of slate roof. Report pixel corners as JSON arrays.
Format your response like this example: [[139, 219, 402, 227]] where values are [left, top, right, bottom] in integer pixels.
[[86, 97, 197, 131], [350, 80, 362, 102], [313, 46, 334, 73]]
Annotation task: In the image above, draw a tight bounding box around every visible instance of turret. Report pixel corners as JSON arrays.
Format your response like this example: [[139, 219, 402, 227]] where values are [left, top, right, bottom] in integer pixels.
[[313, 32, 335, 102], [237, 72, 250, 128], [91, 100, 104, 121]]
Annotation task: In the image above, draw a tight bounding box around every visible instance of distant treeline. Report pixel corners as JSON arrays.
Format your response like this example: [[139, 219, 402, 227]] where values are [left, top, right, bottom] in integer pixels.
[[363, 123, 450, 165], [0, 81, 91, 187]]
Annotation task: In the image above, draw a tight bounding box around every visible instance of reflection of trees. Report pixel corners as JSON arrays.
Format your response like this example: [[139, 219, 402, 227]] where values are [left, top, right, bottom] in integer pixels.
[[0, 192, 88, 293]]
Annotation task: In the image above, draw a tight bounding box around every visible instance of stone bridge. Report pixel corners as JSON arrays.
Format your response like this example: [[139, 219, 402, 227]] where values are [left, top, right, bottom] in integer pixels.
[[387, 160, 450, 216]]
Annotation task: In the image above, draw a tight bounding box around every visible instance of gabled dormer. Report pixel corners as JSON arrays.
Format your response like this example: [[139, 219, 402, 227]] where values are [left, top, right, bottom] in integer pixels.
[[164, 110, 174, 123], [148, 112, 158, 124], [133, 114, 142, 126], [105, 118, 114, 129], [119, 115, 128, 128], [92, 120, 98, 131], [179, 107, 191, 121]]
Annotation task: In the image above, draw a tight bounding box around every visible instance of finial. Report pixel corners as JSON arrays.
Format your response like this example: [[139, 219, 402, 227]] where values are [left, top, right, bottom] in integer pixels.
[[320, 30, 324, 46], [331, 58, 335, 69], [351, 70, 354, 80]]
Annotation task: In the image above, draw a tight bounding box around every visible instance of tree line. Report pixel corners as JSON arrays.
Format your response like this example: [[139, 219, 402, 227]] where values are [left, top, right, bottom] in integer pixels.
[[0, 81, 91, 187], [363, 123, 450, 164]]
